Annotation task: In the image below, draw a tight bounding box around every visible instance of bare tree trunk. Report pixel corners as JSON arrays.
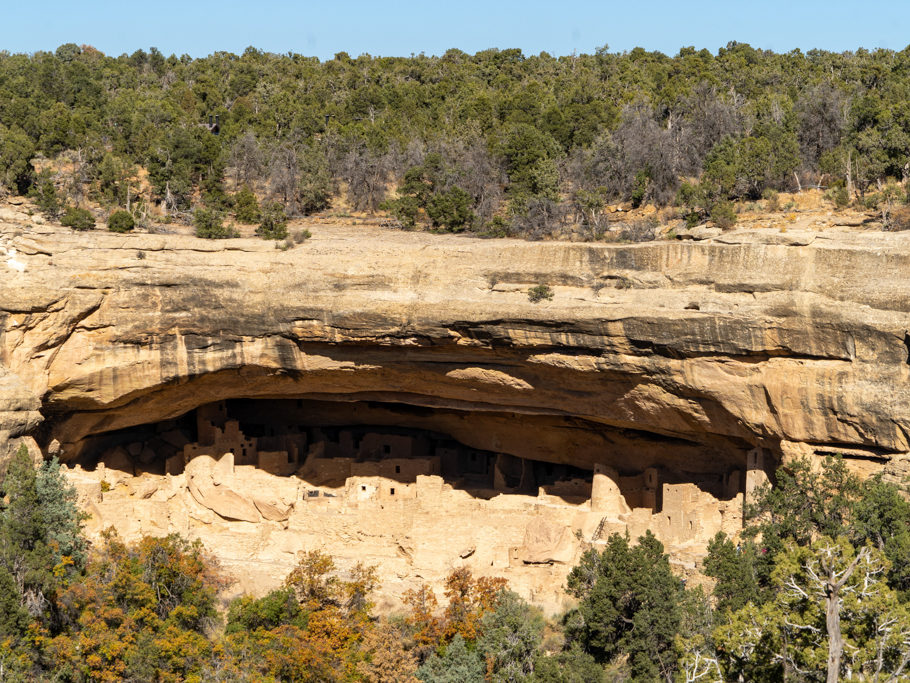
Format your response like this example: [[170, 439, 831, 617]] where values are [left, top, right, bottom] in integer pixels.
[[845, 148, 854, 198], [824, 547, 868, 683], [826, 587, 842, 683]]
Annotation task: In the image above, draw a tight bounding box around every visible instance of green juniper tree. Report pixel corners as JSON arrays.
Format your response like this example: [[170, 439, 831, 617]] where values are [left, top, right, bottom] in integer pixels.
[[566, 531, 684, 681]]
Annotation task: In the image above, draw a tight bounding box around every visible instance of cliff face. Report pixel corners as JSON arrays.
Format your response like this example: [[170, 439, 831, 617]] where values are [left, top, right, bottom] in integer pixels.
[[2, 213, 910, 608], [2, 216, 909, 472]]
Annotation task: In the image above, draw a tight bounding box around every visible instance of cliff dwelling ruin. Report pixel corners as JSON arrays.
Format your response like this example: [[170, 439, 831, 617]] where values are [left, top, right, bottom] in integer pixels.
[[63, 397, 766, 612]]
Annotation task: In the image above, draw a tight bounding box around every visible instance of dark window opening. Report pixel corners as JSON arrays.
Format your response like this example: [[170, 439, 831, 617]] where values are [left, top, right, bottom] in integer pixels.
[[383, 444, 391, 455], [361, 485, 366, 492], [395, 465, 401, 474], [390, 488, 396, 495]]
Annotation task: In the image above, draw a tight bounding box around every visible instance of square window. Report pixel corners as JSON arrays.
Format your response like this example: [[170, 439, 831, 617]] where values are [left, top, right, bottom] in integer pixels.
[[361, 485, 366, 492]]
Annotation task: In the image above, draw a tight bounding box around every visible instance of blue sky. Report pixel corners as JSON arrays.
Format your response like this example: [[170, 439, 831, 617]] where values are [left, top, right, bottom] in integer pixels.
[[3, 0, 908, 59]]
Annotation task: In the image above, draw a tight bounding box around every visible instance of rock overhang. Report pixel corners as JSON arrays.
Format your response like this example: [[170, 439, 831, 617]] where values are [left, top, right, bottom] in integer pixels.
[[0, 220, 909, 483]]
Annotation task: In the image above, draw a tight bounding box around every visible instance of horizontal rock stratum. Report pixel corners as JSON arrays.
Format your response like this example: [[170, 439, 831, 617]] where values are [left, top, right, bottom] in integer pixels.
[[1, 217, 909, 479]]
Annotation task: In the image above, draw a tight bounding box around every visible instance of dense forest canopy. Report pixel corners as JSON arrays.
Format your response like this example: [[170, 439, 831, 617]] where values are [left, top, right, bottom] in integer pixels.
[[2, 42, 910, 236]]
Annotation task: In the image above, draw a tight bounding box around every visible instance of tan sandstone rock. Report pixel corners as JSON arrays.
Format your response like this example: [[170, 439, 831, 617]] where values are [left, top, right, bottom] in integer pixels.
[[2, 219, 910, 610]]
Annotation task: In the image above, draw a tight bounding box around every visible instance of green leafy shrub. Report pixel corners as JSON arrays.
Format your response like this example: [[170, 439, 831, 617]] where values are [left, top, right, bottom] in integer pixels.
[[297, 158, 333, 214], [861, 193, 881, 210], [482, 215, 510, 238], [0, 123, 35, 195], [761, 188, 779, 211], [107, 210, 135, 233], [225, 587, 304, 634], [709, 200, 737, 229], [566, 532, 684, 679], [527, 284, 554, 303], [30, 170, 60, 218], [630, 168, 649, 208], [255, 202, 288, 240], [825, 185, 850, 208], [193, 207, 236, 239], [383, 195, 421, 229], [416, 634, 484, 682], [61, 206, 95, 231], [233, 185, 261, 223], [427, 186, 474, 232]]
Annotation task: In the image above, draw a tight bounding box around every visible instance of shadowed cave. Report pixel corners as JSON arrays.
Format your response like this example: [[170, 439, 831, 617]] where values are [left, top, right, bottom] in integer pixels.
[[70, 397, 758, 513]]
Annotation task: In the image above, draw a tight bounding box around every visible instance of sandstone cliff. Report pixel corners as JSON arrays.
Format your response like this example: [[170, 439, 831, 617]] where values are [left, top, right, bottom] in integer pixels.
[[2, 210, 909, 608], [3, 215, 909, 470]]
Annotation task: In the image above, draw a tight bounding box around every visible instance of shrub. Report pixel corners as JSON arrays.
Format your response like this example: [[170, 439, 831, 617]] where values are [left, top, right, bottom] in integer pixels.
[[233, 185, 260, 223], [761, 188, 780, 211], [861, 193, 881, 210], [61, 206, 95, 231], [825, 185, 850, 208], [225, 588, 304, 634], [292, 229, 311, 243], [509, 197, 566, 240], [255, 202, 289, 240], [885, 205, 910, 232], [616, 217, 658, 242], [297, 161, 333, 214], [482, 215, 510, 238], [107, 210, 135, 233], [193, 207, 236, 239], [709, 200, 737, 229], [426, 186, 475, 232], [630, 168, 649, 208], [527, 284, 554, 303], [684, 211, 702, 228], [830, 186, 850, 209], [31, 171, 60, 219], [382, 195, 420, 230]]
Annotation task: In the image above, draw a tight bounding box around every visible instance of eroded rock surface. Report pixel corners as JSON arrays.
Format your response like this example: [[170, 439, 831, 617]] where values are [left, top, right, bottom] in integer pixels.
[[2, 214, 910, 606]]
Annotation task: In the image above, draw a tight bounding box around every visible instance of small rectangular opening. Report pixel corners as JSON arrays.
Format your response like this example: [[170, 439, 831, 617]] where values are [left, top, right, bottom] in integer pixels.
[[395, 465, 401, 474], [390, 488, 396, 495], [361, 485, 366, 492], [383, 444, 391, 455]]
